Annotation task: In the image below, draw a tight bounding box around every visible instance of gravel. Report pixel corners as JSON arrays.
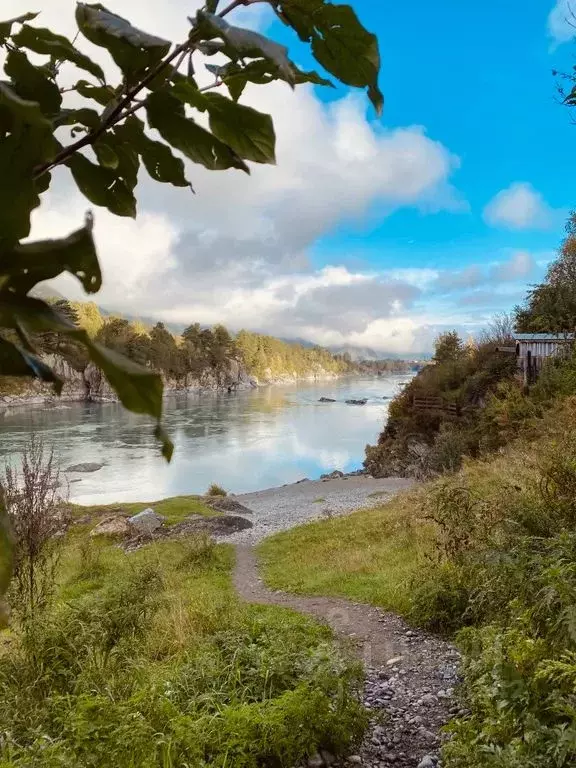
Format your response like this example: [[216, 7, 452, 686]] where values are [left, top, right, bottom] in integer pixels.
[[225, 475, 414, 544]]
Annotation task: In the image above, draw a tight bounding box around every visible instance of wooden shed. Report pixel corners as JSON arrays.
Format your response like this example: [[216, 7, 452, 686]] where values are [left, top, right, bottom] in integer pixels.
[[511, 333, 574, 384]]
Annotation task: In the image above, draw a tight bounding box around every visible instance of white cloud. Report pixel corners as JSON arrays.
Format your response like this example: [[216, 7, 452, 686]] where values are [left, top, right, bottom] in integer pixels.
[[484, 182, 554, 230], [490, 250, 535, 281], [9, 0, 473, 354], [548, 0, 576, 44]]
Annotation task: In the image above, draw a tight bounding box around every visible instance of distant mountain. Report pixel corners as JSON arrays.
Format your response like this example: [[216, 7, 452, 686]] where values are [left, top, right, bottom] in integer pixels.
[[329, 344, 381, 362], [30, 284, 66, 302]]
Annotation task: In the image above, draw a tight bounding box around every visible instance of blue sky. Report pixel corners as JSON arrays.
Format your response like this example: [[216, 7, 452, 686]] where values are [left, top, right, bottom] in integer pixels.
[[275, 0, 576, 325], [18, 0, 576, 354]]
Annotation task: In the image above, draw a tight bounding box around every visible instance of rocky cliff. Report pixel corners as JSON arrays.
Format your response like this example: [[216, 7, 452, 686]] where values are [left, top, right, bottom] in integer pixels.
[[0, 355, 257, 408]]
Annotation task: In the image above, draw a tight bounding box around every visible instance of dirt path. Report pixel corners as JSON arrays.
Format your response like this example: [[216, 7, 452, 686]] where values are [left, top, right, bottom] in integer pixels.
[[234, 545, 461, 768]]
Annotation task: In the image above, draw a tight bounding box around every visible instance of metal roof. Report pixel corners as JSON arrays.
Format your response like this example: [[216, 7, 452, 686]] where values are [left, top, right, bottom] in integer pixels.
[[514, 333, 575, 341]]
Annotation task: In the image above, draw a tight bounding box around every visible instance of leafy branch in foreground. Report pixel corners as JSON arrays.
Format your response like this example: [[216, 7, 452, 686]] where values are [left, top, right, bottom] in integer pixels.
[[0, 0, 382, 457]]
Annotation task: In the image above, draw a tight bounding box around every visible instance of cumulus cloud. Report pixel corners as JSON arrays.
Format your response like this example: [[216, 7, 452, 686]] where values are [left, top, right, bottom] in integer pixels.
[[490, 250, 535, 281], [483, 182, 553, 230], [548, 0, 576, 44], [9, 1, 493, 355]]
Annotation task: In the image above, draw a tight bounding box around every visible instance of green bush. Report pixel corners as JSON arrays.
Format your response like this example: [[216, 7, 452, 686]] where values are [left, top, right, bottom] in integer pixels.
[[207, 483, 227, 497]]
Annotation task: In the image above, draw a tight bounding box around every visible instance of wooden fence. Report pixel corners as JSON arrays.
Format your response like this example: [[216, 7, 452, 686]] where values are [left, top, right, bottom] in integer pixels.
[[412, 397, 459, 415]]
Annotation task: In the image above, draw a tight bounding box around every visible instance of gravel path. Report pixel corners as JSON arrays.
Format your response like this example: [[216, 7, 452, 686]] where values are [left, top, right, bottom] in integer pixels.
[[234, 546, 460, 768], [228, 475, 415, 544]]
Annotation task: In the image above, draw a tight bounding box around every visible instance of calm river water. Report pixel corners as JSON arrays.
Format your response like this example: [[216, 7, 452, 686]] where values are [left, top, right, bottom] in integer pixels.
[[0, 376, 408, 504]]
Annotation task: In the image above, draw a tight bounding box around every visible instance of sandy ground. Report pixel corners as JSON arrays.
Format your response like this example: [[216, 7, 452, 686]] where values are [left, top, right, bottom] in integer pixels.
[[228, 475, 414, 544]]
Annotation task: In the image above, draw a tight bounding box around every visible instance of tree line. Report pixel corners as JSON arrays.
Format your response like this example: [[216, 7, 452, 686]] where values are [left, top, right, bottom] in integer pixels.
[[36, 300, 354, 383]]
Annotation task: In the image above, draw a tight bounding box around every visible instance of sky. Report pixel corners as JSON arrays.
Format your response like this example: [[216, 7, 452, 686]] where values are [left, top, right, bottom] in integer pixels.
[[8, 0, 576, 353]]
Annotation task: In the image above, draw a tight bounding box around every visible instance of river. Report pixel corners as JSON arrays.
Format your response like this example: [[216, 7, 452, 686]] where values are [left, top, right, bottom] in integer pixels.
[[0, 375, 408, 505]]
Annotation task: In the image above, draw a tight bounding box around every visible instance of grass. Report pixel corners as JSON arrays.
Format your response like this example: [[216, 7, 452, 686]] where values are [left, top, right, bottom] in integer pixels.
[[313, 497, 326, 503], [258, 489, 434, 615], [0, 518, 366, 766], [70, 494, 218, 526]]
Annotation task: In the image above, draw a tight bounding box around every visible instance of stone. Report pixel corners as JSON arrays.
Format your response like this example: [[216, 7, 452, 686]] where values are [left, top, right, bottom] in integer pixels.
[[66, 462, 104, 473], [416, 757, 436, 768], [307, 753, 324, 768], [319, 397, 336, 402], [345, 398, 368, 405], [320, 749, 336, 765], [90, 516, 130, 538], [418, 693, 437, 706], [346, 757, 362, 765], [386, 656, 403, 667], [128, 508, 164, 534], [320, 470, 345, 480]]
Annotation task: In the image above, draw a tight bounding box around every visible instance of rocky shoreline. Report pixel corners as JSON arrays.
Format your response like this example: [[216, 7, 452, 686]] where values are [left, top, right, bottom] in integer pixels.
[[0, 355, 344, 410]]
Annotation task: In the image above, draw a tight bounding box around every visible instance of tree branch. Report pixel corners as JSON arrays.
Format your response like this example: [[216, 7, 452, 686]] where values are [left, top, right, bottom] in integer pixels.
[[33, 37, 194, 178]]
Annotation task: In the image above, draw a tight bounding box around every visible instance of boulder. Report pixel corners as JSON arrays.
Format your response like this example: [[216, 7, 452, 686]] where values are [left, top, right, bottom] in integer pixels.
[[206, 497, 253, 515], [90, 516, 130, 538], [128, 508, 164, 534], [66, 462, 104, 473], [319, 397, 336, 402], [320, 470, 345, 481], [345, 398, 368, 406]]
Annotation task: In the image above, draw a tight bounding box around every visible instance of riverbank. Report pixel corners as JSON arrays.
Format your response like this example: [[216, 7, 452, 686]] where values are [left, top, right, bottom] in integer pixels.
[[0, 364, 347, 409], [230, 474, 414, 544]]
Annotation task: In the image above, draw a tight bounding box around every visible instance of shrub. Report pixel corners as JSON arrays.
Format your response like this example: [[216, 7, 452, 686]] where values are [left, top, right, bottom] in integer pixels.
[[207, 483, 227, 497], [3, 434, 67, 626]]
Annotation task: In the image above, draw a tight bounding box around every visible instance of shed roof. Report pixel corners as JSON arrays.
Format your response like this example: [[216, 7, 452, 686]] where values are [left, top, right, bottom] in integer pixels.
[[514, 333, 575, 342]]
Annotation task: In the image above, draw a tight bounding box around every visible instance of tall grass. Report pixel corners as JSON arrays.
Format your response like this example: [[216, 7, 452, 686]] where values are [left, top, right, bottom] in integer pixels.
[[0, 532, 366, 767]]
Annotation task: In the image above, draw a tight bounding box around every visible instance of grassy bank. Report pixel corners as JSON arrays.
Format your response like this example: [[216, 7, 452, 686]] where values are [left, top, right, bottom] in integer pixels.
[[0, 522, 366, 767], [257, 395, 576, 767], [258, 489, 433, 615], [70, 493, 218, 526]]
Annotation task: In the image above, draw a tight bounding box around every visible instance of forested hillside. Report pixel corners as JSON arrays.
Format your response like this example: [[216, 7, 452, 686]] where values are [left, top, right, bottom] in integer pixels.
[[0, 300, 354, 400]]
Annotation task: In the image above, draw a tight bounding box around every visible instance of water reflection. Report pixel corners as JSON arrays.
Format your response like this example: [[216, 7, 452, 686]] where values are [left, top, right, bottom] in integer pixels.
[[0, 376, 406, 504]]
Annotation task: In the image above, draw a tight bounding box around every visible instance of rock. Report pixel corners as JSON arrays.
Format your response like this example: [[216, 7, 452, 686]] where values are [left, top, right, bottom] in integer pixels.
[[419, 693, 437, 707], [66, 462, 104, 473], [206, 497, 253, 515], [386, 656, 403, 667], [90, 516, 130, 538], [320, 749, 335, 765], [319, 397, 336, 402], [417, 757, 436, 768], [307, 753, 324, 768], [320, 470, 344, 480], [346, 757, 362, 765], [128, 508, 164, 534], [345, 398, 368, 405]]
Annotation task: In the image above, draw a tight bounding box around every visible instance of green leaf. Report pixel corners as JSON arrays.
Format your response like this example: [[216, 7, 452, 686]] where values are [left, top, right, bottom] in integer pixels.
[[76, 3, 170, 79], [4, 49, 62, 116], [86, 341, 163, 417], [66, 153, 137, 217], [0, 81, 52, 128], [0, 336, 63, 389], [310, 4, 383, 115], [146, 91, 249, 173], [12, 24, 105, 81], [205, 0, 220, 12], [94, 140, 119, 169], [1, 216, 101, 295], [53, 107, 101, 129], [0, 89, 55, 247], [274, 0, 324, 41], [0, 11, 39, 44], [0, 295, 172, 458], [74, 79, 117, 107], [204, 93, 276, 164], [198, 12, 295, 85], [115, 116, 190, 188], [291, 65, 334, 88], [171, 73, 209, 111]]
